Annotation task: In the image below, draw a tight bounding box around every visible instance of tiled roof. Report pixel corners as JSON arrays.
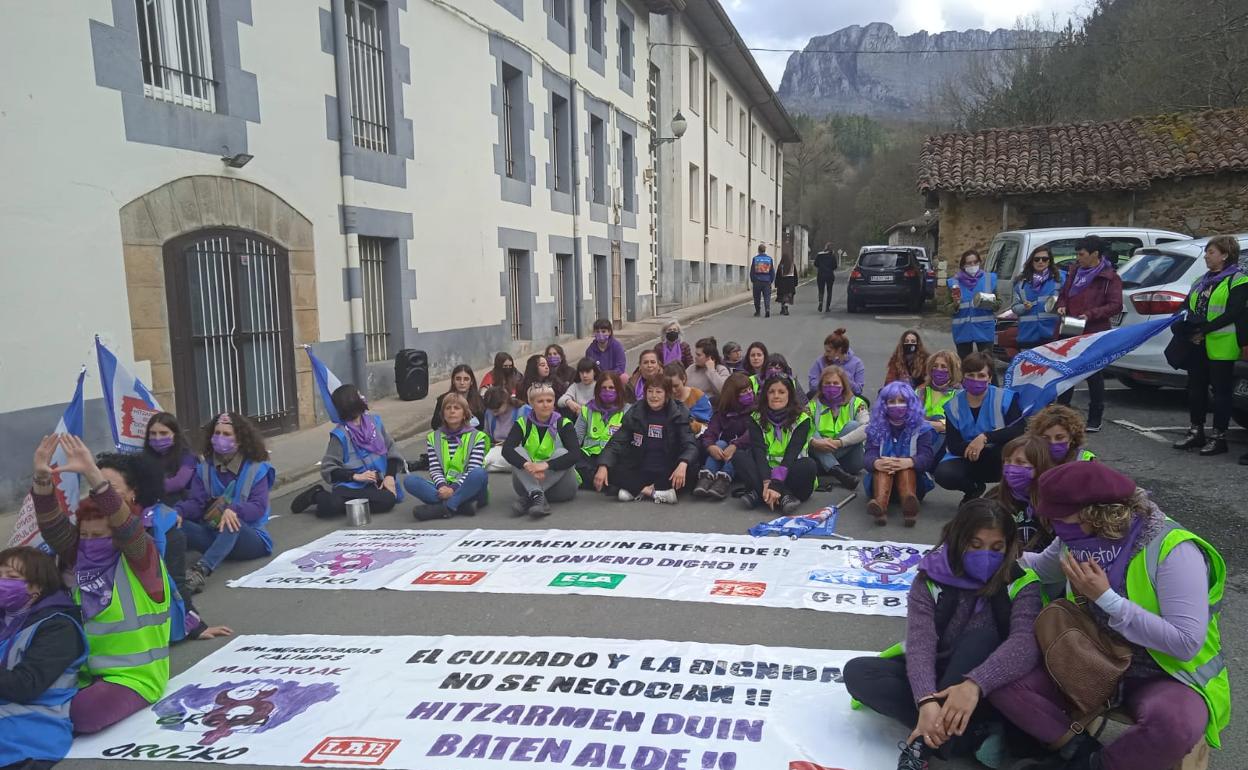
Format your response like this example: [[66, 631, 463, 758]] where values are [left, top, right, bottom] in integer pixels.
[[918, 108, 1248, 195]]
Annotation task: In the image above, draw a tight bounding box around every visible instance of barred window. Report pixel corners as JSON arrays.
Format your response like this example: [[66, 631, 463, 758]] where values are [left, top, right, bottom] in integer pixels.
[[346, 0, 390, 154], [134, 0, 216, 111], [359, 237, 391, 363]]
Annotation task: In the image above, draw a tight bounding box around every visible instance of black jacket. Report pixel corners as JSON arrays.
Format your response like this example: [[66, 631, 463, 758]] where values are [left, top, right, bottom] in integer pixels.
[[814, 250, 838, 276], [598, 400, 699, 469], [746, 415, 812, 472], [0, 601, 85, 704], [1188, 277, 1248, 344]]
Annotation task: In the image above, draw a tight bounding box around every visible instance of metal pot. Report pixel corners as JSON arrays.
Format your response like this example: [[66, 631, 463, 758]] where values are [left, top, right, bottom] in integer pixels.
[[1044, 295, 1059, 314], [972, 291, 997, 309], [1059, 316, 1087, 337], [345, 498, 371, 526]]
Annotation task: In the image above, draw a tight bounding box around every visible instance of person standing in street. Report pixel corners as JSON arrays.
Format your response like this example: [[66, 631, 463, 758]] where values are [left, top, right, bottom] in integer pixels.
[[814, 242, 839, 313], [1173, 236, 1247, 459], [775, 253, 799, 316], [749, 244, 775, 318], [948, 249, 996, 357], [1055, 236, 1123, 433]]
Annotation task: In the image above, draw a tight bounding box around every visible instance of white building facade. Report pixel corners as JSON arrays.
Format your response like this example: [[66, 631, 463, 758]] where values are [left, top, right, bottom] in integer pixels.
[[0, 0, 792, 507]]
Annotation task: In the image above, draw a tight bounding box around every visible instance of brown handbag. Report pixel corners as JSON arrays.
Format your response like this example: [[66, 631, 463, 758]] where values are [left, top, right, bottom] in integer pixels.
[[1033, 598, 1133, 731]]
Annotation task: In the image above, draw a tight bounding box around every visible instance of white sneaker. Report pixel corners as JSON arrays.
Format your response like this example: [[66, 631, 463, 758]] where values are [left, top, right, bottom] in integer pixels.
[[652, 489, 678, 505], [618, 489, 639, 502]]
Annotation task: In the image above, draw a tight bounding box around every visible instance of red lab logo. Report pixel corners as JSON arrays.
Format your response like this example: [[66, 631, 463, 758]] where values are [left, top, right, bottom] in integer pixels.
[[710, 580, 767, 598], [412, 571, 487, 586], [303, 737, 400, 765]]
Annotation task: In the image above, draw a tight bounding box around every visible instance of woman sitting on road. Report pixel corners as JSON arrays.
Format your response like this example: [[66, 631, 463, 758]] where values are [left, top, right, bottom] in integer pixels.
[[32, 436, 171, 734], [743, 341, 769, 390], [807, 365, 869, 491], [479, 352, 521, 396], [935, 353, 1025, 502], [433, 364, 486, 430], [885, 329, 930, 388], [177, 413, 275, 593], [291, 384, 404, 519], [595, 374, 697, 505], [666, 362, 713, 434], [722, 341, 745, 373], [915, 350, 961, 458], [655, 319, 694, 368], [1026, 404, 1095, 465], [686, 337, 730, 397], [632, 349, 664, 400], [503, 384, 585, 518], [586, 318, 629, 377], [845, 498, 1042, 770], [692, 373, 755, 501], [807, 329, 866, 397], [1012, 246, 1063, 350], [482, 386, 520, 472], [736, 375, 818, 513], [143, 411, 198, 506], [575, 371, 630, 488], [987, 435, 1056, 553], [559, 358, 600, 417], [520, 354, 567, 407], [762, 354, 807, 408], [405, 393, 490, 520], [990, 463, 1228, 770], [863, 381, 938, 527], [545, 344, 578, 390]]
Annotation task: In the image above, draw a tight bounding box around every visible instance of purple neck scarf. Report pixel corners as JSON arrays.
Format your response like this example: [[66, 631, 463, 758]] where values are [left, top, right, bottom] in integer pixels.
[[75, 538, 121, 620], [344, 414, 387, 456], [1054, 515, 1146, 591], [1030, 272, 1050, 290], [1194, 264, 1241, 295], [661, 341, 683, 365], [765, 409, 790, 442], [955, 270, 981, 291], [531, 409, 560, 431], [1068, 258, 1110, 297]]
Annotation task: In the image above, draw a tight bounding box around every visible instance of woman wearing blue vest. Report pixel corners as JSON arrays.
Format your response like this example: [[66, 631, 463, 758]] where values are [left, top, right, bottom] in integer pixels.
[[935, 353, 1025, 502], [291, 385, 404, 519], [1012, 246, 1063, 349], [575, 371, 630, 488], [0, 546, 86, 766], [177, 413, 275, 594], [735, 376, 818, 513], [807, 366, 870, 490], [31, 435, 171, 735], [845, 499, 1042, 770], [1172, 236, 1248, 459], [949, 249, 997, 357], [990, 463, 1229, 770], [916, 350, 961, 459], [863, 381, 939, 527], [504, 384, 585, 517], [406, 393, 489, 520]]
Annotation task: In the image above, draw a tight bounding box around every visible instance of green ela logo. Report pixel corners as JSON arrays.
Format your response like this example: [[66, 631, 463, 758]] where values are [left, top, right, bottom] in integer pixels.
[[549, 572, 625, 589]]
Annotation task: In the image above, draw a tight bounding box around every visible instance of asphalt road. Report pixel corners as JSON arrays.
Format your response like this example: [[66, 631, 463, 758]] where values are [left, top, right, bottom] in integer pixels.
[[63, 279, 1248, 770]]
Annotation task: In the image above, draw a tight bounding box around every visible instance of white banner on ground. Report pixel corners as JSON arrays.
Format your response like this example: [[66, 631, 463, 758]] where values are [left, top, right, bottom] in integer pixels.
[[233, 529, 928, 616], [227, 530, 467, 590], [67, 634, 906, 769]]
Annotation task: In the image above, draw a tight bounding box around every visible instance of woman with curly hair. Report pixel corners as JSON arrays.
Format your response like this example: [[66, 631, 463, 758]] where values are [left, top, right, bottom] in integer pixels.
[[142, 411, 198, 505], [1026, 403, 1095, 465], [807, 365, 870, 490], [916, 350, 961, 446], [991, 463, 1229, 770], [176, 412, 275, 594], [863, 381, 939, 527], [884, 329, 929, 388]]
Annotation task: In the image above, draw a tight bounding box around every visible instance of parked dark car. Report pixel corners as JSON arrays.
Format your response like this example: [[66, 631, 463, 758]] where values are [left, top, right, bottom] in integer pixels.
[[847, 248, 925, 313], [1228, 355, 1248, 429], [915, 254, 937, 300]]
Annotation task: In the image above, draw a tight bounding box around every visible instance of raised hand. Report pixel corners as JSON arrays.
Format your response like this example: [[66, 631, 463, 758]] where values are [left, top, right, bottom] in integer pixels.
[[33, 435, 59, 477]]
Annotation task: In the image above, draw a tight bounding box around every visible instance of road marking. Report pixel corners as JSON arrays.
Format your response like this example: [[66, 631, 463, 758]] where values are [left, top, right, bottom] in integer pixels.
[[875, 315, 921, 320], [1112, 420, 1170, 443]]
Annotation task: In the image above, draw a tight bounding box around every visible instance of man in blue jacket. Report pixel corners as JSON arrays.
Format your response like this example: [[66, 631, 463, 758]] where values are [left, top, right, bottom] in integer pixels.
[[749, 244, 775, 318]]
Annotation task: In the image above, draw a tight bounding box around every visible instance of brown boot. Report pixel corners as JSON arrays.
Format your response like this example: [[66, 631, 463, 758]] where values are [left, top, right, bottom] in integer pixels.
[[896, 469, 920, 527], [867, 472, 892, 526]]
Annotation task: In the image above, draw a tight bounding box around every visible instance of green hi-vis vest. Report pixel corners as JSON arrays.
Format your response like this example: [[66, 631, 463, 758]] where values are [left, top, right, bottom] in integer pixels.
[[753, 411, 812, 468], [74, 557, 171, 703], [850, 569, 1040, 710], [514, 416, 571, 463], [582, 409, 625, 457], [748, 375, 761, 394], [1064, 522, 1229, 748], [808, 396, 866, 439], [428, 429, 489, 485], [922, 386, 957, 421], [1078, 449, 1096, 462], [1190, 273, 1248, 361]]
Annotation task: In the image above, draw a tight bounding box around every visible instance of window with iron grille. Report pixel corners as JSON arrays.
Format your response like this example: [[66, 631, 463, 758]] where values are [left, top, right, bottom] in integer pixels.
[[618, 17, 633, 79], [502, 64, 524, 180], [551, 93, 571, 193], [346, 0, 390, 154], [554, 254, 571, 336], [589, 116, 606, 204], [588, 0, 604, 53], [359, 237, 390, 363], [134, 0, 216, 111], [507, 250, 527, 340], [621, 130, 635, 213]]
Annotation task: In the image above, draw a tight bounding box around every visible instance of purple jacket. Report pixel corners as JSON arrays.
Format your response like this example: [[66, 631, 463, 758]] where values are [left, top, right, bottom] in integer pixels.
[[586, 336, 628, 374], [807, 348, 866, 395], [701, 410, 753, 449], [863, 425, 938, 472]]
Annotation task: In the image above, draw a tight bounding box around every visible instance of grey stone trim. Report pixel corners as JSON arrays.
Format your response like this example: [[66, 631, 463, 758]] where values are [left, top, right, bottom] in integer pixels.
[[498, 228, 538, 340], [544, 0, 572, 52], [549, 235, 576, 256], [618, 113, 638, 228], [319, 7, 335, 53], [586, 235, 611, 258], [616, 3, 635, 95], [621, 240, 640, 261], [584, 0, 606, 76], [90, 0, 259, 155], [489, 35, 536, 206], [343, 266, 362, 301], [542, 68, 575, 215], [338, 205, 414, 238], [494, 0, 524, 19], [584, 95, 611, 223]]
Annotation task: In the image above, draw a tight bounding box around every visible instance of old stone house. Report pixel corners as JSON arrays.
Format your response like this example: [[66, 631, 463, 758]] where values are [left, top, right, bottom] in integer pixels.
[[918, 107, 1248, 260]]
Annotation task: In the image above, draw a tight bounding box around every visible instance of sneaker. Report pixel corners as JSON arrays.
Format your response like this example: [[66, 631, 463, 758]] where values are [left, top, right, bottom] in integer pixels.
[[708, 473, 732, 500], [1086, 418, 1102, 433], [1199, 431, 1229, 456], [691, 470, 714, 498], [896, 739, 928, 770], [1174, 426, 1206, 450], [739, 490, 760, 510], [290, 483, 324, 514], [414, 503, 452, 521], [618, 488, 640, 502], [186, 564, 210, 596], [511, 494, 533, 517], [653, 489, 678, 505], [779, 494, 801, 514], [529, 492, 552, 518]]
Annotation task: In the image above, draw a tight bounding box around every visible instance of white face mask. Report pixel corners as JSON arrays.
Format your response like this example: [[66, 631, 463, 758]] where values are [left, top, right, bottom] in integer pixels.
[[965, 265, 981, 276]]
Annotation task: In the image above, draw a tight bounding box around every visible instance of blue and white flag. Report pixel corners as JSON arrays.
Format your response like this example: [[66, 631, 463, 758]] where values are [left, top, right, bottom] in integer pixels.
[[1005, 314, 1180, 415], [749, 504, 844, 540], [304, 345, 344, 423], [95, 336, 162, 453], [8, 368, 87, 552]]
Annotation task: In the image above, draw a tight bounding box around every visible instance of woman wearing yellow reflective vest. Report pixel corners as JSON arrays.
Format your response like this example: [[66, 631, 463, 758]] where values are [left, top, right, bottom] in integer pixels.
[[990, 463, 1229, 770], [1173, 236, 1248, 458], [915, 350, 961, 458], [807, 366, 870, 491], [1026, 404, 1097, 465], [735, 376, 818, 513], [31, 435, 171, 735], [574, 371, 631, 487], [844, 499, 1043, 769], [504, 384, 586, 518], [405, 393, 490, 521]]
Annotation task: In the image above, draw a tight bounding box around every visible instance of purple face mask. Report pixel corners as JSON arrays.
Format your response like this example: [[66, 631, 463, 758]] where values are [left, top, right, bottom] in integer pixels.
[[886, 404, 908, 423], [737, 391, 756, 408], [963, 378, 989, 397], [595, 332, 610, 344], [1002, 464, 1034, 500], [547, 355, 562, 368], [76, 537, 120, 619], [211, 434, 237, 456], [149, 435, 175, 454], [598, 389, 618, 405], [0, 578, 30, 612], [962, 550, 1005, 583], [1049, 441, 1070, 462], [821, 383, 843, 403], [930, 369, 951, 388]]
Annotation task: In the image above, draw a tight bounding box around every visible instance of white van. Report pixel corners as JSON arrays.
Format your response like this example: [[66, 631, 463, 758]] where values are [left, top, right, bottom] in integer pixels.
[[985, 226, 1189, 297]]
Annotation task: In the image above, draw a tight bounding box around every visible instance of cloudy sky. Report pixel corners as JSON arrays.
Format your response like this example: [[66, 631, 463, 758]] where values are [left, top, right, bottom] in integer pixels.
[[721, 0, 1092, 88]]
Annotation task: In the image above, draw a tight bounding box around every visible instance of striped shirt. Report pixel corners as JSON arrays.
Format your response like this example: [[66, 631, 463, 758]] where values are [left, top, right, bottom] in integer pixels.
[[427, 432, 486, 487]]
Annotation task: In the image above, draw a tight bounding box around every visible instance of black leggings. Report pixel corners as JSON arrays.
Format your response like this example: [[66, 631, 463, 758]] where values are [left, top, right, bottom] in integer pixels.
[[735, 452, 818, 502], [934, 448, 1004, 494], [316, 483, 399, 518], [817, 275, 835, 305], [1187, 348, 1235, 431], [955, 341, 990, 358]]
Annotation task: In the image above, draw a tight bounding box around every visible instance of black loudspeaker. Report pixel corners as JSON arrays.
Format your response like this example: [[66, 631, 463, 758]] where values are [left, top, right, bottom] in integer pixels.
[[395, 349, 429, 401]]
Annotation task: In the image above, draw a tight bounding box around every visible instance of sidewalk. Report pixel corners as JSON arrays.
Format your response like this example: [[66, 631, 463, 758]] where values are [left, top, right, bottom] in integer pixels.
[[266, 289, 756, 496]]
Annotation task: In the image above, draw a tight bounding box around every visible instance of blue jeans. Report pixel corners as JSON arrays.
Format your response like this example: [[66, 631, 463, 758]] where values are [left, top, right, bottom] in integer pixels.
[[810, 420, 865, 474], [404, 468, 489, 512], [183, 519, 270, 572], [752, 281, 772, 313], [702, 440, 736, 478]]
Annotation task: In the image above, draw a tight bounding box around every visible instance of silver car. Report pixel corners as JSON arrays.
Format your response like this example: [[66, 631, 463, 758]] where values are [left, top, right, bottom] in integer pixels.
[[1107, 235, 1248, 389]]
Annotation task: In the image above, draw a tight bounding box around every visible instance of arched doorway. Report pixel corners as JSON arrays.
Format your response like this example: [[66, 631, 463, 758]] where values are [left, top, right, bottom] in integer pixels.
[[163, 228, 298, 435]]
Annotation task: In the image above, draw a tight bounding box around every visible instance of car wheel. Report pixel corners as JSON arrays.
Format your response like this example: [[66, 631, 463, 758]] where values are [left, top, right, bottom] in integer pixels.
[[1117, 374, 1161, 391]]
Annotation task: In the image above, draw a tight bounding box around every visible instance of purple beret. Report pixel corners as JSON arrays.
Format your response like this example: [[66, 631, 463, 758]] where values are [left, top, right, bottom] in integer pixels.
[[1035, 462, 1136, 520]]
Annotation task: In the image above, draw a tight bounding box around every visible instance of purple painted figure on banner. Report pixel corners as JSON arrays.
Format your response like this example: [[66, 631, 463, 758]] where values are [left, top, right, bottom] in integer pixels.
[[292, 549, 413, 576], [154, 679, 339, 745], [809, 544, 927, 591]]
